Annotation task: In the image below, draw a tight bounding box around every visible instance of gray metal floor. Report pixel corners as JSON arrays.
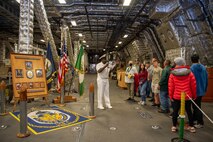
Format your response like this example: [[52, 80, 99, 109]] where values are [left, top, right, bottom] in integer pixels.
[[1, 74, 213, 142]]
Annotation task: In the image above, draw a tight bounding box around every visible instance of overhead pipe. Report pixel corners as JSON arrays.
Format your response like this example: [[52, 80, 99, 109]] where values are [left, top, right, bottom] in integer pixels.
[[85, 6, 93, 39], [61, 9, 125, 14], [143, 30, 162, 61], [148, 25, 165, 59], [96, 18, 99, 52], [146, 25, 165, 62], [161, 6, 181, 23], [63, 12, 148, 17], [45, 2, 119, 7]]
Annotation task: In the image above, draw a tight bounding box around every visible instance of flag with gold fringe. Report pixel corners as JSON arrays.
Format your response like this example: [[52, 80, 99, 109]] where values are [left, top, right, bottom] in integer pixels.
[[46, 42, 56, 91], [75, 45, 84, 96]]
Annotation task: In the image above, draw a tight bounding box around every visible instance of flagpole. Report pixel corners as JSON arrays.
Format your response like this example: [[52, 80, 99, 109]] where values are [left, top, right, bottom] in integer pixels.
[[63, 65, 66, 100], [59, 39, 65, 107], [59, 71, 65, 107]]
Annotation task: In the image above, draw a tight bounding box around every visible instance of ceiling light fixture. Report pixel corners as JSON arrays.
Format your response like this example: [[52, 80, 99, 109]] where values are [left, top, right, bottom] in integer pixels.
[[79, 33, 83, 37], [118, 41, 122, 44], [115, 45, 118, 48], [103, 48, 106, 51], [86, 45, 89, 47], [83, 40, 86, 43], [58, 0, 66, 4], [40, 39, 45, 42], [123, 0, 132, 6], [16, 0, 20, 3], [123, 34, 128, 38], [71, 20, 77, 26]]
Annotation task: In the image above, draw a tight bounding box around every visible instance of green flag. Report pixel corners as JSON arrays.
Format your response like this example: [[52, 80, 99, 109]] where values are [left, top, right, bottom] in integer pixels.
[[75, 45, 84, 70], [75, 45, 84, 96]]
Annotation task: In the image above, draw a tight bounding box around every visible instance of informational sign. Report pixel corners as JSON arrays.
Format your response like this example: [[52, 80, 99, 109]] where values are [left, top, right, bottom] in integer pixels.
[[10, 53, 48, 99], [165, 48, 181, 62]]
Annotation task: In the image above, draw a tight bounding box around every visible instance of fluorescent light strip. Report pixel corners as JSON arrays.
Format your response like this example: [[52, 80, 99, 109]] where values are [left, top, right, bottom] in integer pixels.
[[58, 0, 66, 4], [79, 33, 83, 37], [123, 0, 132, 6], [40, 39, 45, 42], [71, 20, 77, 26], [123, 34, 128, 38]]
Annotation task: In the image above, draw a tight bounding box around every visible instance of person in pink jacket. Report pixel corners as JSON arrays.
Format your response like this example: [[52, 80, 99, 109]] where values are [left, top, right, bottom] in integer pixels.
[[168, 57, 197, 133]]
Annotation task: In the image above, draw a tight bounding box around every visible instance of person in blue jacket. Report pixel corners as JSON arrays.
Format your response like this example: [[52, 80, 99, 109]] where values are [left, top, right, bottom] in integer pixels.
[[190, 54, 208, 128]]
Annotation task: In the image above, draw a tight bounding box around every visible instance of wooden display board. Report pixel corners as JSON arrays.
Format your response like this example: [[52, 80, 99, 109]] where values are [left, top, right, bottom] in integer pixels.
[[10, 53, 48, 101]]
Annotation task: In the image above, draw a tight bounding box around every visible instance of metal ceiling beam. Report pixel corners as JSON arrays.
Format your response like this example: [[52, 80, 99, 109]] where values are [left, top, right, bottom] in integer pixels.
[[62, 12, 149, 18], [62, 12, 124, 16], [85, 5, 93, 38], [196, 0, 213, 33], [45, 2, 119, 7], [76, 24, 109, 27], [108, 0, 151, 47], [117, 21, 152, 51], [0, 1, 19, 24], [131, 0, 151, 26], [70, 28, 109, 32]]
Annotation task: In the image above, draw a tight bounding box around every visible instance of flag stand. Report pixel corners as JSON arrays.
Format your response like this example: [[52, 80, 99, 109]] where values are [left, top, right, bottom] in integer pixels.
[[53, 37, 77, 104], [58, 81, 66, 107], [53, 72, 77, 104]]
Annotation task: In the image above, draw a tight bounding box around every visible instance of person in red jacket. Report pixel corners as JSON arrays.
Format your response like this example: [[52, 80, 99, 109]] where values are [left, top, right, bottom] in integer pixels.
[[168, 57, 197, 133]]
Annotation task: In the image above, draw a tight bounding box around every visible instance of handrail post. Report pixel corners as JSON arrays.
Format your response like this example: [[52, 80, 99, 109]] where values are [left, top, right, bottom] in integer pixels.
[[88, 83, 96, 119]]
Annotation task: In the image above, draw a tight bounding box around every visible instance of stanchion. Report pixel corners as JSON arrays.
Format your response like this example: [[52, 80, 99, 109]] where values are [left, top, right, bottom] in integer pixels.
[[17, 87, 30, 138], [0, 81, 7, 116], [88, 83, 96, 119], [171, 92, 190, 142], [179, 92, 186, 140]]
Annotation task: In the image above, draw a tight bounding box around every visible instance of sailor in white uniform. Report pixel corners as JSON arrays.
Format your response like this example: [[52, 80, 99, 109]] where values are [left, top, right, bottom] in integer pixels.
[[96, 54, 116, 109]]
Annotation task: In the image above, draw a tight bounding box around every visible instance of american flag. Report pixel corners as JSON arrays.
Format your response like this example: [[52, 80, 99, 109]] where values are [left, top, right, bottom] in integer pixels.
[[57, 40, 68, 92]]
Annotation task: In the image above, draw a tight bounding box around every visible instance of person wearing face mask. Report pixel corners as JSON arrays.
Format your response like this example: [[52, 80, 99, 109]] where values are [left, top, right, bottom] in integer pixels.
[[96, 54, 117, 110], [125, 60, 138, 101]]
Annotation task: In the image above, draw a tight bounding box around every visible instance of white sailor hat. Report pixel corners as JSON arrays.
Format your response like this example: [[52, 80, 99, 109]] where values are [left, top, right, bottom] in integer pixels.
[[99, 54, 106, 59]]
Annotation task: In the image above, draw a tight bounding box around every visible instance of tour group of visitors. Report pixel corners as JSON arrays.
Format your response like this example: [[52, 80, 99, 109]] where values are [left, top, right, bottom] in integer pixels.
[[96, 54, 208, 133], [124, 54, 208, 133]]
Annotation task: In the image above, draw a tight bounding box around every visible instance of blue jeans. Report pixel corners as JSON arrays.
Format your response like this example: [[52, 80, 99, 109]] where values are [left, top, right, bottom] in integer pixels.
[[146, 80, 151, 97], [139, 81, 147, 102], [159, 91, 169, 110]]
